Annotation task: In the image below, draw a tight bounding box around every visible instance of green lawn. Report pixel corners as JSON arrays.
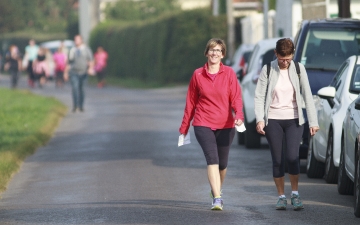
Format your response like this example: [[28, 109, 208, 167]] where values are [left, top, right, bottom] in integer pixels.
[[87, 75, 186, 89], [0, 88, 67, 192]]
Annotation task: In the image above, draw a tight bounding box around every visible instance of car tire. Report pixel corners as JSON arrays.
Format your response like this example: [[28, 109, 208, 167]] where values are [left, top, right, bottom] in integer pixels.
[[306, 137, 325, 178], [337, 134, 353, 195], [244, 116, 261, 149], [324, 130, 338, 184], [354, 151, 360, 218]]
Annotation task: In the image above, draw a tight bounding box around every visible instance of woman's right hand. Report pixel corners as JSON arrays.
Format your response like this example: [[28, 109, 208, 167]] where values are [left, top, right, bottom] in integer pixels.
[[256, 121, 265, 135]]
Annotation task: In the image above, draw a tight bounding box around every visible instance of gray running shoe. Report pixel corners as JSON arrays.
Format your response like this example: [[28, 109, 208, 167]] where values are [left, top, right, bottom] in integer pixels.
[[276, 197, 287, 210], [211, 198, 223, 210], [291, 193, 304, 210]]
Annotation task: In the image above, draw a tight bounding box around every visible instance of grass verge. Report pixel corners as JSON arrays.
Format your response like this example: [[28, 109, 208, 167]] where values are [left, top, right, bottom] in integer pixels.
[[0, 88, 67, 193], [87, 75, 186, 89]]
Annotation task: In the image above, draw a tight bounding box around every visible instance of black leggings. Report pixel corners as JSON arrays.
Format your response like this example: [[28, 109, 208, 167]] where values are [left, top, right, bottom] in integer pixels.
[[194, 126, 235, 170], [264, 119, 304, 177]]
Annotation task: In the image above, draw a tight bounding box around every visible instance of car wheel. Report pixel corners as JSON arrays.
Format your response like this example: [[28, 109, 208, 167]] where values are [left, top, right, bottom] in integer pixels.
[[337, 134, 353, 195], [306, 137, 325, 178], [324, 130, 338, 183], [244, 116, 261, 149], [354, 151, 360, 217]]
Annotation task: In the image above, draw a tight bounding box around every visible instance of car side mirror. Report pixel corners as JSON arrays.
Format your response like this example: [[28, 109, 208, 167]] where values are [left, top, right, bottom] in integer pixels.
[[317, 86, 336, 108]]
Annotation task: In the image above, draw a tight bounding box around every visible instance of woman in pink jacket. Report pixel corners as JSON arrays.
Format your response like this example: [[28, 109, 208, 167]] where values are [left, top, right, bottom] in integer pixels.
[[179, 38, 244, 210]]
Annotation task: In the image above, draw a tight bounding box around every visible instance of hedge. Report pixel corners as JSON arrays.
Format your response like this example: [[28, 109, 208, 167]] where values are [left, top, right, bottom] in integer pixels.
[[89, 9, 227, 84]]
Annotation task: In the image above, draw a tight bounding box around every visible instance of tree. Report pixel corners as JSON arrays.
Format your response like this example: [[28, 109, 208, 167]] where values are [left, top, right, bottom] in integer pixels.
[[104, 0, 180, 21], [0, 0, 77, 33]]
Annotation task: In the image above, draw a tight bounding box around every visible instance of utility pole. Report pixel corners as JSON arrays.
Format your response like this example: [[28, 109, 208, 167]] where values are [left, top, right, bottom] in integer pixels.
[[226, 0, 235, 61], [79, 0, 101, 44], [338, 0, 351, 17], [213, 0, 219, 16], [263, 0, 269, 39]]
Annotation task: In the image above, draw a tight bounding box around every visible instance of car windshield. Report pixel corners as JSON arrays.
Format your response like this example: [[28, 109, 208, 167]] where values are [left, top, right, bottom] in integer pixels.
[[300, 27, 360, 71]]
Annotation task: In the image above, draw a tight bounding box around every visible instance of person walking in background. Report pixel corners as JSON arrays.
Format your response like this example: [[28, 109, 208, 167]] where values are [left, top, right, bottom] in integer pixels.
[[32, 47, 50, 88], [254, 38, 319, 211], [24, 39, 39, 88], [94, 46, 108, 88], [53, 45, 67, 88], [179, 38, 244, 211], [66, 34, 94, 112], [4, 45, 22, 89]]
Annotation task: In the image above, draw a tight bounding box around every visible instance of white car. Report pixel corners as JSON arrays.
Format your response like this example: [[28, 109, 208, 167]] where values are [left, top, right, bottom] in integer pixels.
[[341, 90, 360, 217], [238, 38, 278, 148], [307, 55, 360, 184], [230, 43, 254, 81], [40, 39, 75, 54]]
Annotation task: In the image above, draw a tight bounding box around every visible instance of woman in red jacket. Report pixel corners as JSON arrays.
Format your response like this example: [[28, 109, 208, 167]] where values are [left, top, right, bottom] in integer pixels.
[[179, 38, 244, 210]]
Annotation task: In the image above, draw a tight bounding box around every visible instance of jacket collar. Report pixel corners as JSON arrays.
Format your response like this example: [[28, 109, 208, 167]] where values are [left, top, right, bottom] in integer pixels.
[[203, 62, 224, 75]]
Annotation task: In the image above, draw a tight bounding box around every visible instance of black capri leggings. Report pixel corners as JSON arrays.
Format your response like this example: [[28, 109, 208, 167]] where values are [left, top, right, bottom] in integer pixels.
[[194, 126, 235, 170], [264, 119, 304, 178]]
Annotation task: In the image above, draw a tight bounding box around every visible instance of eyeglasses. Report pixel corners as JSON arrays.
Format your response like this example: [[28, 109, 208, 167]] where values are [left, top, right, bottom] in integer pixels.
[[277, 58, 292, 63], [208, 49, 222, 54]]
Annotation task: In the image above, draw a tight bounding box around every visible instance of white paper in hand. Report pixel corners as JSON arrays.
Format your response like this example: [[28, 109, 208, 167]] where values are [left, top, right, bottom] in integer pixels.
[[235, 123, 246, 132], [178, 132, 191, 147]]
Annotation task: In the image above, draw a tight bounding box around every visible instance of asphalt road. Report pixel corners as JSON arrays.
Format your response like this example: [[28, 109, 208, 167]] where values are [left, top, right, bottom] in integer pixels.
[[0, 74, 358, 224]]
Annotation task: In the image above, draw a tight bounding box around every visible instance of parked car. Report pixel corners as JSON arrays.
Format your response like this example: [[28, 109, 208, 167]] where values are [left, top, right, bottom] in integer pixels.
[[341, 91, 360, 217], [239, 38, 278, 148], [230, 43, 254, 82], [40, 39, 74, 54], [307, 55, 360, 184], [292, 18, 360, 160]]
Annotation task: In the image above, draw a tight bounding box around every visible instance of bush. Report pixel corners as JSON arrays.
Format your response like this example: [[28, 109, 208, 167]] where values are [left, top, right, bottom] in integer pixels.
[[89, 9, 227, 84]]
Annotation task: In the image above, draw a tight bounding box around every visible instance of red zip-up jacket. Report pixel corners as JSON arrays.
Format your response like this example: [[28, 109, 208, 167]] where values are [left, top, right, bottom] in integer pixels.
[[179, 62, 244, 134]]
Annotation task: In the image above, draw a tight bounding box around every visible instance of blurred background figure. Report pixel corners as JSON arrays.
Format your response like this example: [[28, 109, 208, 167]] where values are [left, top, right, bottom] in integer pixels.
[[24, 39, 39, 88], [32, 47, 50, 88], [53, 44, 68, 88], [94, 46, 108, 88], [44, 48, 55, 81], [67, 34, 94, 112], [4, 45, 22, 89]]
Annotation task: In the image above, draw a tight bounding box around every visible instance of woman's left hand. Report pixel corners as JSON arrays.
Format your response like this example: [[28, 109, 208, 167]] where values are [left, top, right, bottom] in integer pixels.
[[235, 119, 243, 126], [310, 126, 319, 136]]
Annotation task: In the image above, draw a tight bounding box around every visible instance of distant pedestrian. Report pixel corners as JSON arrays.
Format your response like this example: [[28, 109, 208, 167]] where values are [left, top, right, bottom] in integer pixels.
[[53, 45, 67, 88], [94, 46, 108, 88], [32, 47, 50, 88], [67, 34, 94, 112], [4, 45, 22, 88], [254, 38, 319, 210], [24, 39, 39, 88], [179, 38, 244, 211]]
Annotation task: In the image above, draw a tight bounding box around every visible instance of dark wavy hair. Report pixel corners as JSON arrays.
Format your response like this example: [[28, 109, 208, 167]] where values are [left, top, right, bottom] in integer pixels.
[[275, 38, 295, 56]]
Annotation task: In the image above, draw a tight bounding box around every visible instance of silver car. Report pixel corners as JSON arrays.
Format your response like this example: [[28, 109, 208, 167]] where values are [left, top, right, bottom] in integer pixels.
[[342, 88, 360, 217]]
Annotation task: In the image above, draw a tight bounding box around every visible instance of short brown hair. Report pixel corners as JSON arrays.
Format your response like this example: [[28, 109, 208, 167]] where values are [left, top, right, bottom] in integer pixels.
[[204, 38, 226, 56], [275, 38, 295, 56]]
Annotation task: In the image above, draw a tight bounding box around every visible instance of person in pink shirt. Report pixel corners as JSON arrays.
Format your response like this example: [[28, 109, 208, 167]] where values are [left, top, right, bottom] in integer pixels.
[[94, 46, 108, 88], [32, 48, 50, 88], [53, 45, 67, 88], [179, 38, 244, 210]]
